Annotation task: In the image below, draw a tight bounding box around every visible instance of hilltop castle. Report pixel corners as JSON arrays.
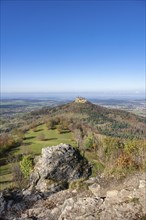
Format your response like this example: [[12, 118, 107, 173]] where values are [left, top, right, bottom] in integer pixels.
[[75, 97, 87, 103]]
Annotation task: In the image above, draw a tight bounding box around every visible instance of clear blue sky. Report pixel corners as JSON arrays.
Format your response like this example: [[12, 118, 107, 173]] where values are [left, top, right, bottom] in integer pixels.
[[1, 0, 145, 93]]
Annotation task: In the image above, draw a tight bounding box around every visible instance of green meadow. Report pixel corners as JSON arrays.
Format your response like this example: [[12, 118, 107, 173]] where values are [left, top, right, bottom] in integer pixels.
[[0, 124, 76, 190], [19, 124, 76, 155]]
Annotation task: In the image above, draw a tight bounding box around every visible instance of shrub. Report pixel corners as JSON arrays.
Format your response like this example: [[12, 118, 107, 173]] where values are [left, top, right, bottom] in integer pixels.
[[84, 134, 94, 151], [47, 119, 56, 130], [57, 124, 64, 134], [7, 154, 27, 189], [116, 153, 134, 168], [37, 133, 45, 141], [91, 161, 104, 176], [20, 155, 33, 178], [0, 133, 20, 156], [103, 137, 124, 162]]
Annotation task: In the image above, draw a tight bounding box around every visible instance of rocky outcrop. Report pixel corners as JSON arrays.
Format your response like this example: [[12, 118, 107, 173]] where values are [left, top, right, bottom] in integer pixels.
[[0, 144, 145, 220], [58, 197, 103, 220], [4, 175, 144, 220], [27, 144, 91, 192], [0, 189, 45, 219], [1, 173, 145, 220], [24, 175, 146, 220], [99, 185, 145, 220]]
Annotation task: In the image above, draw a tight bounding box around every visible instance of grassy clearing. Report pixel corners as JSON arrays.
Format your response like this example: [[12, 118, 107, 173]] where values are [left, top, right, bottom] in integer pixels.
[[19, 124, 76, 155], [0, 162, 13, 190], [0, 124, 76, 190]]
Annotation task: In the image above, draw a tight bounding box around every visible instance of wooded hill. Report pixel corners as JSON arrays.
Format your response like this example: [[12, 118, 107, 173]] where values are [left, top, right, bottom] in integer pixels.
[[31, 100, 146, 140], [0, 99, 145, 189]]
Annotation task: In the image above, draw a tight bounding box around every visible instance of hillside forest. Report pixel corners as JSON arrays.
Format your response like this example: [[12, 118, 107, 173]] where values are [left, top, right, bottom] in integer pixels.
[[0, 99, 146, 190]]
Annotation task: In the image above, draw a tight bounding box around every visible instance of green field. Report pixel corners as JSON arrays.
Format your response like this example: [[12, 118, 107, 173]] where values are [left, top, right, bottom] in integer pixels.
[[0, 124, 76, 190], [19, 124, 76, 155]]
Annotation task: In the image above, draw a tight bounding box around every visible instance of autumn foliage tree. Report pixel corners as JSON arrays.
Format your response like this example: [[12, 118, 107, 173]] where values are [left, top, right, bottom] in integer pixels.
[[0, 133, 16, 155], [73, 128, 83, 148], [47, 119, 56, 130]]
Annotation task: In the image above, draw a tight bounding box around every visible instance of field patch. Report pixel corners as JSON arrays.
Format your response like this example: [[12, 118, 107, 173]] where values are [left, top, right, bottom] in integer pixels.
[[0, 124, 76, 190]]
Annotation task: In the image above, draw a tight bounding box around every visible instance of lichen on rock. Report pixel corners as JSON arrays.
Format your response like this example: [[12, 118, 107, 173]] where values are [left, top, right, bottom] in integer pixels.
[[28, 144, 92, 192]]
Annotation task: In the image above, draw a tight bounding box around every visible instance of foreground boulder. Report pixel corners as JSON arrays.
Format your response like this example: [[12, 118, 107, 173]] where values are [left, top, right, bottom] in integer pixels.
[[7, 176, 145, 220], [28, 144, 92, 192]]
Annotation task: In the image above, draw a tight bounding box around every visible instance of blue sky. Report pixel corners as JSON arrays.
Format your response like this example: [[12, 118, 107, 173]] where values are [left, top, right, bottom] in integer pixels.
[[1, 0, 145, 93]]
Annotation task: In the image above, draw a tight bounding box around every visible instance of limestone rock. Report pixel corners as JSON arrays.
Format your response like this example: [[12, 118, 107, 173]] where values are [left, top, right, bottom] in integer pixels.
[[88, 183, 101, 197], [1, 177, 146, 220], [106, 189, 119, 198], [0, 144, 145, 220], [0, 189, 25, 220], [99, 183, 146, 220], [139, 179, 146, 188], [84, 177, 97, 185], [59, 197, 103, 220], [29, 144, 91, 192]]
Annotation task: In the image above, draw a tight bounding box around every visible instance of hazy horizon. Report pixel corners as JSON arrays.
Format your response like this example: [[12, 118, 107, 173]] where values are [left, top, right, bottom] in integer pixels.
[[1, 91, 145, 100]]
